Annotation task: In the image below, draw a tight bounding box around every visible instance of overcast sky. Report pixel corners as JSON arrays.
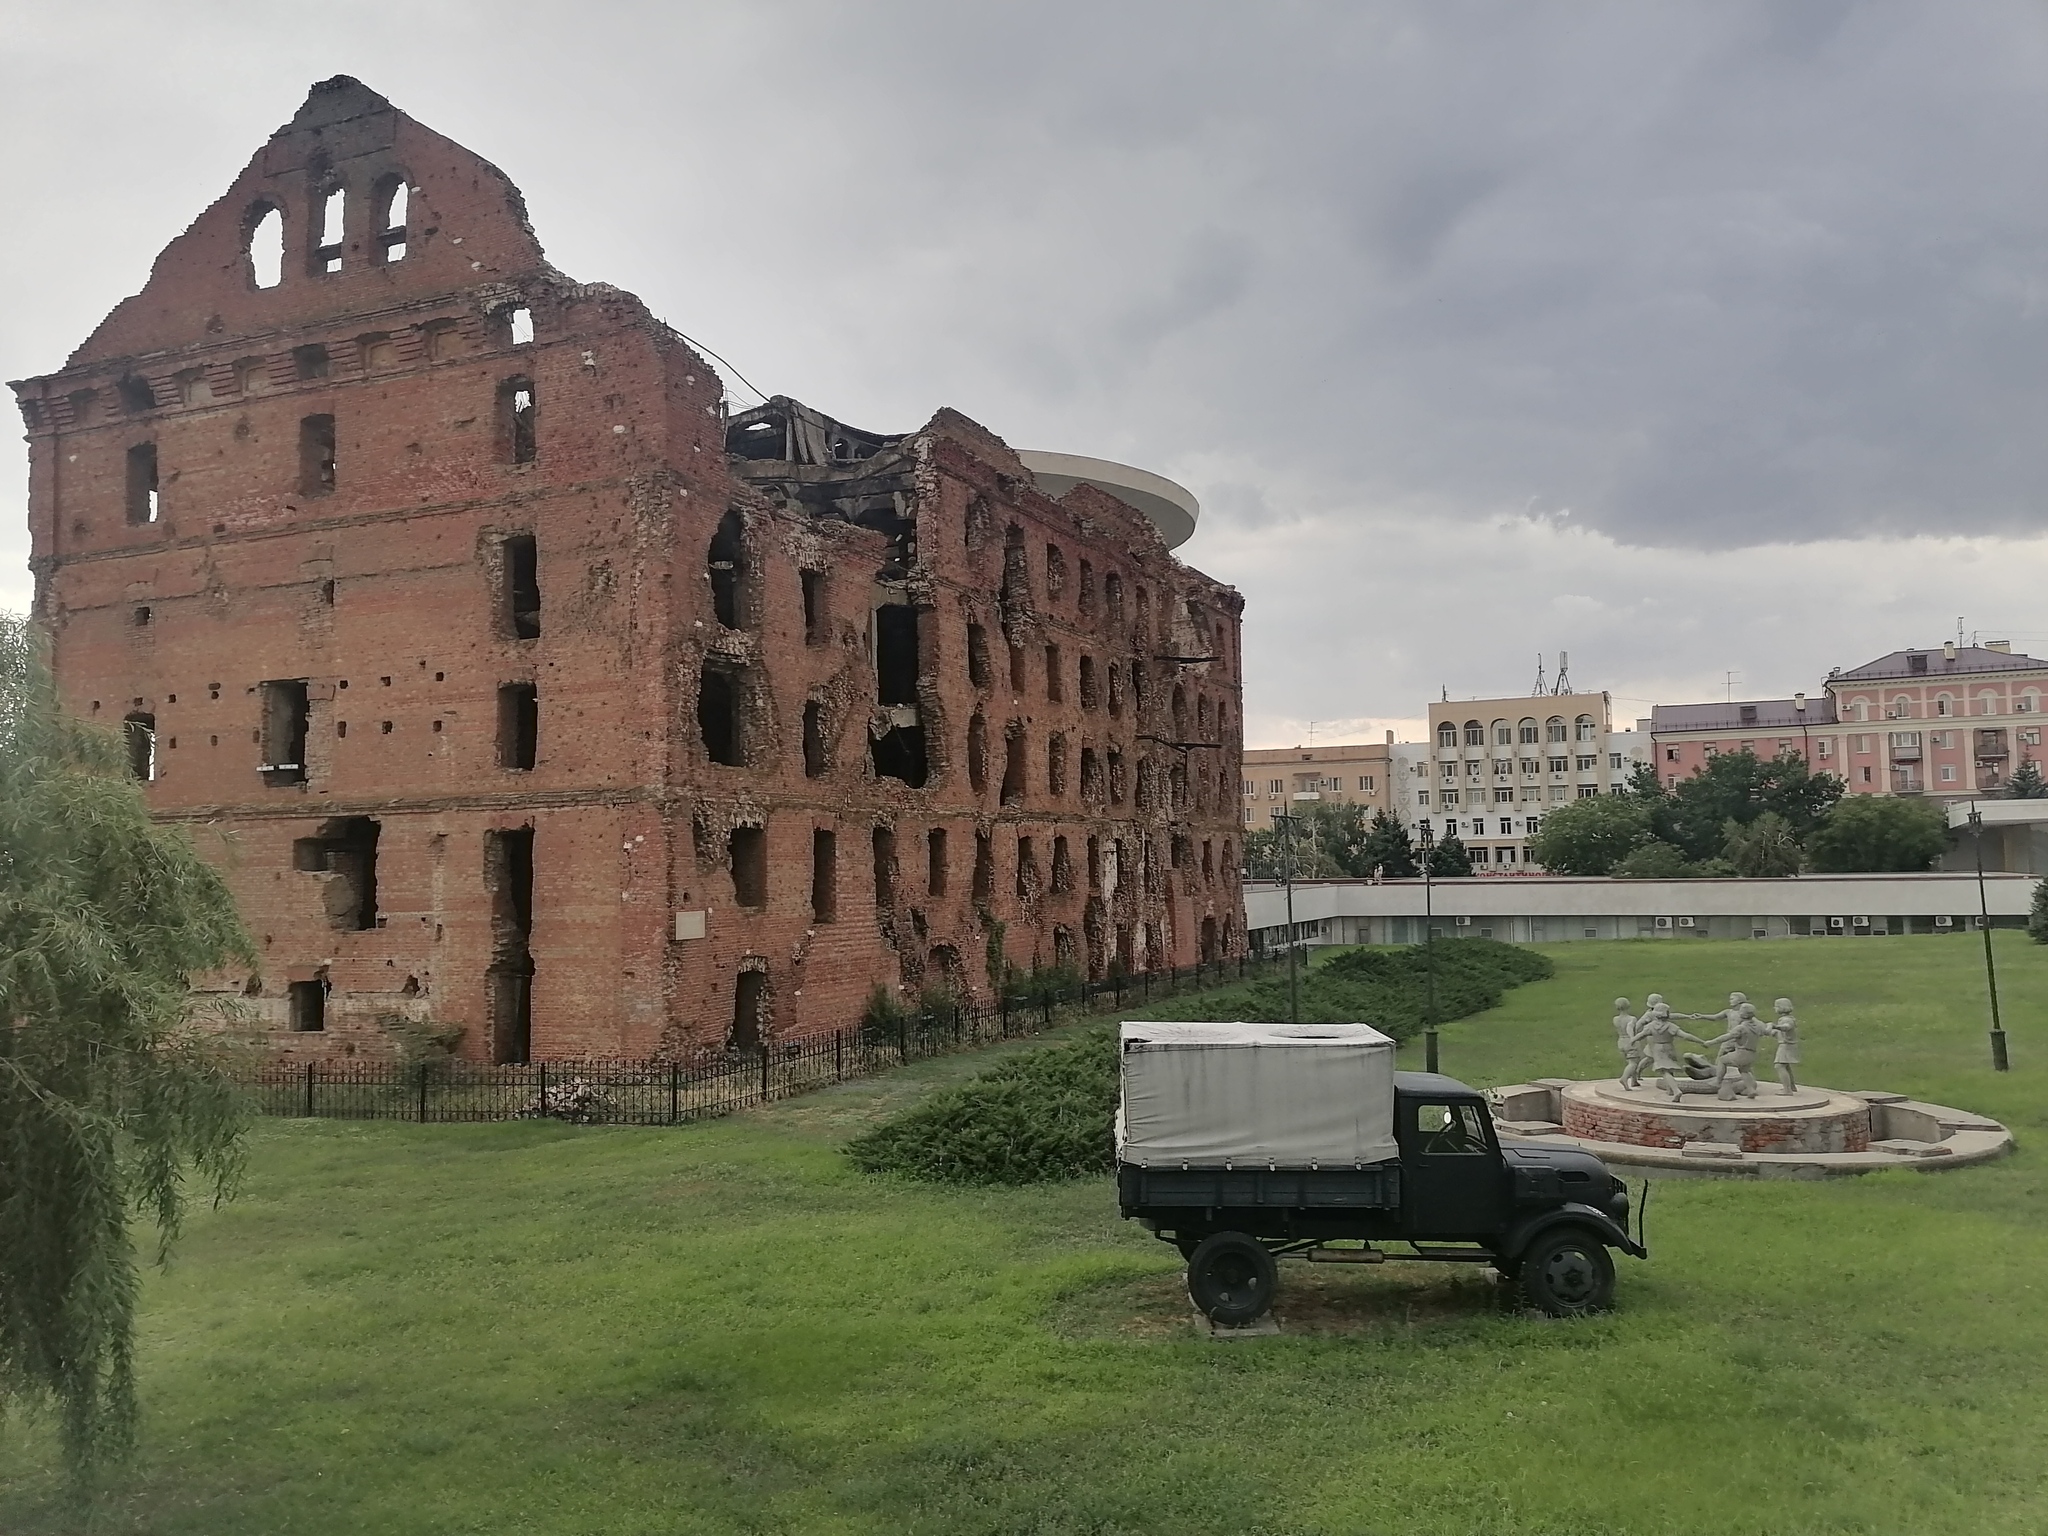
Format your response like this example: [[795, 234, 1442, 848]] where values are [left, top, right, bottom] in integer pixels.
[[4, 1, 2045, 744]]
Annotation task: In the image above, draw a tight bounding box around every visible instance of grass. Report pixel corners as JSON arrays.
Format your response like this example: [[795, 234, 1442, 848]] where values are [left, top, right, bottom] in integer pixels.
[[4, 934, 2046, 1535]]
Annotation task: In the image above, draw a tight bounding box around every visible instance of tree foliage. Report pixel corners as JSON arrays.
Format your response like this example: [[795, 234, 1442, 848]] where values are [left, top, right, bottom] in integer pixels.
[[1357, 808, 1418, 879], [1654, 750, 1843, 861], [1244, 803, 1416, 880], [1804, 794, 1949, 873], [1609, 840, 1696, 879], [1526, 796, 1653, 875], [2031, 878, 2048, 945], [2006, 758, 2048, 799], [0, 614, 253, 1484], [1721, 811, 1804, 877], [1426, 831, 1473, 877]]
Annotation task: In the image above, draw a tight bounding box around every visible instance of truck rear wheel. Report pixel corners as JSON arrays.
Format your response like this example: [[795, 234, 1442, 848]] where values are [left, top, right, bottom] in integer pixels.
[[1186, 1232, 1278, 1325], [1517, 1229, 1615, 1317]]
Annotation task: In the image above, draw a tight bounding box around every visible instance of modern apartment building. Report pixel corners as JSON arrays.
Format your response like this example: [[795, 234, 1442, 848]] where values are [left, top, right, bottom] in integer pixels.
[[1240, 737, 1395, 828]]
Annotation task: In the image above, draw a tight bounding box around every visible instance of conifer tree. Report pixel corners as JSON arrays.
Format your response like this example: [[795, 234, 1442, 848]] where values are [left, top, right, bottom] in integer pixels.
[[0, 614, 252, 1484]]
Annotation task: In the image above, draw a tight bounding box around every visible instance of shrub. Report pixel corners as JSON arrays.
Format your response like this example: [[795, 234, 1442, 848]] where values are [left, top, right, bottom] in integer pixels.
[[859, 984, 913, 1042]]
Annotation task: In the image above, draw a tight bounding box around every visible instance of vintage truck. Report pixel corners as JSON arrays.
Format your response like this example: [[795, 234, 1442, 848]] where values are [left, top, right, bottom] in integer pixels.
[[1115, 1022, 1646, 1323]]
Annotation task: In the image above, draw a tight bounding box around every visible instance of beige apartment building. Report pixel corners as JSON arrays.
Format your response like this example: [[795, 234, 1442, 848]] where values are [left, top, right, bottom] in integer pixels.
[[1241, 738, 1396, 829]]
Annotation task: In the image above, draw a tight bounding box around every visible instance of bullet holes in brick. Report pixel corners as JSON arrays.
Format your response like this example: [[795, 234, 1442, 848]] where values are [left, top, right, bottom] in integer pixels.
[[380, 720, 393, 735], [116, 375, 155, 414], [698, 662, 746, 766], [497, 683, 538, 770], [246, 202, 285, 290], [500, 534, 541, 639], [708, 509, 746, 628], [801, 569, 827, 645], [293, 344, 330, 381], [373, 175, 409, 265], [125, 443, 159, 525], [123, 712, 156, 781], [298, 415, 336, 497], [872, 826, 896, 912], [314, 186, 345, 274], [259, 681, 309, 785], [967, 623, 991, 691], [1001, 724, 1026, 806], [811, 829, 838, 924], [499, 377, 537, 465], [802, 700, 828, 778], [927, 828, 948, 898], [1048, 732, 1068, 797], [729, 825, 767, 909]]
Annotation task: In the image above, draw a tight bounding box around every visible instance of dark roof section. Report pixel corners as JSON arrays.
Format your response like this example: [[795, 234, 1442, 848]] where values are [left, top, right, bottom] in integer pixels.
[[1651, 697, 1837, 734], [1833, 647, 2045, 682]]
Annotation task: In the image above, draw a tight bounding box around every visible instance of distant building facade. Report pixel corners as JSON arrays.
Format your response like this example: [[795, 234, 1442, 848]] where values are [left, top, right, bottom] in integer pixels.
[[1240, 737, 1395, 828]]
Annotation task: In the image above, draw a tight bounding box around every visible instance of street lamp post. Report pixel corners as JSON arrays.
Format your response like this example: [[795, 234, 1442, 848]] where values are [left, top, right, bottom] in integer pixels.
[[1418, 820, 1439, 1073], [1968, 803, 2010, 1071], [1278, 811, 1300, 1026]]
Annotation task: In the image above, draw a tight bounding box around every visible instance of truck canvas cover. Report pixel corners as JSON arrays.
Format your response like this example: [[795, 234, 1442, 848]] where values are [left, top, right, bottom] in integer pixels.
[[1116, 1021, 1398, 1169]]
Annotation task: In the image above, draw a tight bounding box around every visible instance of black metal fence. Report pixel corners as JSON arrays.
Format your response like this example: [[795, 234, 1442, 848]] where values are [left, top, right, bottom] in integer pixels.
[[233, 952, 1280, 1125]]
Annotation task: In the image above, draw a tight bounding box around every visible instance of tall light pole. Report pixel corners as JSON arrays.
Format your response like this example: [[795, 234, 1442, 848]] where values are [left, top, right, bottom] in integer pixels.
[[1418, 820, 1439, 1073], [1968, 802, 2010, 1071], [1277, 811, 1300, 1025]]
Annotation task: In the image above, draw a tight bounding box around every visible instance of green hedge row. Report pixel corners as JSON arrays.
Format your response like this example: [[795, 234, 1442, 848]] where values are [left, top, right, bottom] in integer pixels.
[[845, 939, 1553, 1186]]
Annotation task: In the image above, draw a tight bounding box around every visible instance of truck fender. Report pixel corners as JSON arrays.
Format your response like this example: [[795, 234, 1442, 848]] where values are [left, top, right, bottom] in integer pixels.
[[1499, 1203, 1646, 1263]]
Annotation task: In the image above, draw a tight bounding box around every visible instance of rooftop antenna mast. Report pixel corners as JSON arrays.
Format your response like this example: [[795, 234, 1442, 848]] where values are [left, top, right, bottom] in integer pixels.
[[1553, 650, 1571, 695], [1531, 654, 1547, 696]]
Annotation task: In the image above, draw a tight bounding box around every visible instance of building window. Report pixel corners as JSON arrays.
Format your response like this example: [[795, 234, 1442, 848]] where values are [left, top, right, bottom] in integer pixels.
[[1494, 788, 1512, 803], [1576, 754, 1596, 770], [1610, 752, 1623, 769], [1548, 756, 1568, 772], [1499, 846, 1517, 864], [1417, 790, 1429, 806], [1665, 747, 1679, 761], [125, 443, 160, 524], [495, 683, 538, 770], [1438, 723, 1457, 748], [1464, 722, 1483, 747], [1861, 766, 1873, 784], [1940, 765, 1957, 783], [298, 414, 336, 496]]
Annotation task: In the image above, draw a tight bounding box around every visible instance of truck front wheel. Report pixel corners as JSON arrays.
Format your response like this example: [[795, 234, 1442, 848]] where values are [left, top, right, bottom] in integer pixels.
[[1517, 1229, 1615, 1317], [1186, 1232, 1278, 1325]]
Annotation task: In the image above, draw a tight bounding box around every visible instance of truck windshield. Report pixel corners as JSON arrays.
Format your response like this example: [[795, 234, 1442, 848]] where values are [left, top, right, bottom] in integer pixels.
[[1414, 1102, 1487, 1155]]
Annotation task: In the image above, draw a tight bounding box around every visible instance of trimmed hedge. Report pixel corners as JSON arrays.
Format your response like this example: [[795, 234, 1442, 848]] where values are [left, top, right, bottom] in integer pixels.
[[847, 938, 1553, 1185]]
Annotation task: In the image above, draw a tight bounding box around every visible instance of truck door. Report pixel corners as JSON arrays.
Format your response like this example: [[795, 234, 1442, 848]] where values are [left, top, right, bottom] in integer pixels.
[[1400, 1099, 1505, 1239]]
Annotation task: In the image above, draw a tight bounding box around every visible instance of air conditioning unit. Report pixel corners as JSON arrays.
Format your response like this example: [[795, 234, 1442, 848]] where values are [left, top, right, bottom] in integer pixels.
[[1935, 915, 1954, 929], [1455, 915, 1473, 927], [1852, 915, 1871, 929], [1751, 928, 1768, 940], [1654, 916, 1674, 930], [1828, 917, 1845, 930], [1677, 916, 1697, 928]]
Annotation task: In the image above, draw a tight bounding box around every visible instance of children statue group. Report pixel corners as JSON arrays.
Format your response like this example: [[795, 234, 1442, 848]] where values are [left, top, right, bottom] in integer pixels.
[[1611, 993, 1801, 1101]]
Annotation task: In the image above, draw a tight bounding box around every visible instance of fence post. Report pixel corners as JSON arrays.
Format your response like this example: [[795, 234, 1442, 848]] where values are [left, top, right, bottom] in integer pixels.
[[835, 1028, 845, 1081], [670, 1061, 680, 1123], [760, 1044, 770, 1102], [417, 1059, 429, 1124], [304, 1060, 315, 1118], [539, 1059, 548, 1114], [1042, 993, 1052, 1029], [1001, 995, 1011, 1038]]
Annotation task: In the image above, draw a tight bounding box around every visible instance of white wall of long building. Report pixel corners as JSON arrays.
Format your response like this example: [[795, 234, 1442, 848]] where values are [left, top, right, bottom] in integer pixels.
[[1245, 873, 2035, 946]]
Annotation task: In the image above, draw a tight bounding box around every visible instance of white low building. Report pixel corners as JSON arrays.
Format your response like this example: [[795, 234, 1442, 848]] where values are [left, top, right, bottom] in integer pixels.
[[1245, 872, 2035, 947]]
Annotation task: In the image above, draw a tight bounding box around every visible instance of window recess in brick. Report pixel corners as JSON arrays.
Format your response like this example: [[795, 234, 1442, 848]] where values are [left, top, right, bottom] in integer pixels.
[[871, 603, 926, 786], [294, 816, 380, 931]]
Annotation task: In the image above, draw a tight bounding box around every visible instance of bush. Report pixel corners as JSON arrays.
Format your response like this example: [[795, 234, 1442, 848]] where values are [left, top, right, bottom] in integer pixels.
[[848, 940, 1553, 1184]]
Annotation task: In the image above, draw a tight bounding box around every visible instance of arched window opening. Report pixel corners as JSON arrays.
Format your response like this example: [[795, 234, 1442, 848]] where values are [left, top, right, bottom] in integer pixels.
[[1576, 715, 1596, 742], [1519, 718, 1539, 744], [116, 376, 155, 414], [1463, 720, 1483, 747], [708, 509, 745, 628], [374, 175, 409, 264], [247, 203, 284, 290], [499, 377, 537, 465], [1493, 720, 1511, 745], [315, 186, 346, 274], [124, 712, 156, 782], [1437, 722, 1457, 749], [1546, 716, 1566, 743]]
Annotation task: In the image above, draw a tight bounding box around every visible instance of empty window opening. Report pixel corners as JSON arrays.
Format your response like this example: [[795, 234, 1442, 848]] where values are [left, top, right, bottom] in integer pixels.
[[729, 825, 767, 908], [927, 828, 949, 897], [811, 830, 838, 923], [1081, 747, 1103, 804], [65, 388, 98, 426], [1016, 836, 1036, 899], [968, 713, 989, 794], [1048, 732, 1069, 796], [1105, 572, 1124, 621], [1008, 644, 1027, 694], [499, 378, 537, 464], [803, 699, 828, 778], [875, 605, 921, 706], [116, 375, 155, 414], [294, 816, 380, 931], [1079, 655, 1099, 709], [1052, 835, 1073, 893], [972, 831, 993, 905], [1108, 747, 1126, 805], [496, 683, 538, 770], [1001, 727, 1027, 806], [1107, 663, 1124, 718], [801, 569, 827, 645], [485, 826, 536, 1064], [1046, 544, 1067, 598], [1044, 644, 1064, 703], [872, 721, 928, 788], [260, 680, 310, 785], [708, 509, 746, 628], [730, 970, 767, 1052], [872, 826, 897, 911], [298, 415, 336, 497], [131, 606, 151, 627], [1202, 839, 1214, 879], [123, 712, 156, 781], [698, 664, 745, 767], [288, 979, 326, 1032], [315, 186, 345, 273], [967, 623, 991, 690], [125, 443, 159, 524], [1078, 560, 1096, 615], [318, 578, 336, 605], [501, 534, 541, 639], [508, 307, 535, 346], [247, 203, 285, 289], [293, 344, 330, 381], [374, 175, 409, 264], [1130, 660, 1149, 711]]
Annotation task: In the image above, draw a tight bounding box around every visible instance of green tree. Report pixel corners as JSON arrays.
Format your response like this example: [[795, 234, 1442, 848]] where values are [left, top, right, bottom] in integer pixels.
[[1622, 760, 1665, 801], [0, 614, 252, 1484], [1659, 750, 1844, 861], [1721, 811, 1803, 877], [1427, 832, 1474, 877], [1356, 808, 1418, 878], [1525, 795, 1653, 875], [2006, 758, 2048, 799], [1610, 840, 1696, 879], [1804, 795, 1949, 873], [2030, 877, 2048, 945]]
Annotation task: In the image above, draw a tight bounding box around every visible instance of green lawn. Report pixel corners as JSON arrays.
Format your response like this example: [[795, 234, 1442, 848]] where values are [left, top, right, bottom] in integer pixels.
[[4, 935, 2046, 1535]]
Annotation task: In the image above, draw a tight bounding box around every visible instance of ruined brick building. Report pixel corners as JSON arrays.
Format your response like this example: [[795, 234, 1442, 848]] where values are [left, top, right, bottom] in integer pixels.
[[10, 77, 1246, 1061]]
